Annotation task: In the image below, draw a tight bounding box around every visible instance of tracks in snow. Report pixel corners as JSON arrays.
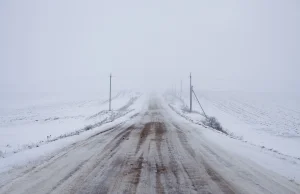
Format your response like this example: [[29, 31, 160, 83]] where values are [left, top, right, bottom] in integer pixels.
[[1, 97, 299, 194]]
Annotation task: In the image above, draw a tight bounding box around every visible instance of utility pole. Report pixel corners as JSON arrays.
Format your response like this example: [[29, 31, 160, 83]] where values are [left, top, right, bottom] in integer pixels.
[[109, 73, 112, 111], [190, 73, 192, 112], [180, 80, 182, 100]]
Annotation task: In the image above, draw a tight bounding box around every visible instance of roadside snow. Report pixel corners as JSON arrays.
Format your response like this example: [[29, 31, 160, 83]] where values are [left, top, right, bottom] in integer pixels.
[[0, 91, 141, 157], [0, 91, 145, 173], [166, 91, 300, 159], [164, 92, 300, 184]]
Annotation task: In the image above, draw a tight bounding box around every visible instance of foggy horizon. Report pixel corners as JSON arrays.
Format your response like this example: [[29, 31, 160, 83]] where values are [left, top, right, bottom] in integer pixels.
[[1, 1, 300, 192], [1, 0, 300, 95]]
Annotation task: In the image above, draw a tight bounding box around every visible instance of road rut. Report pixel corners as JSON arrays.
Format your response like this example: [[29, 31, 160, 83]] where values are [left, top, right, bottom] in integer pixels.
[[0, 97, 299, 194]]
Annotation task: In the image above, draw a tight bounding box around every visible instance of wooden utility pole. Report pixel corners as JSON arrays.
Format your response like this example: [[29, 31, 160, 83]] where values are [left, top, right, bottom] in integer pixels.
[[190, 73, 192, 112], [109, 73, 112, 111], [180, 80, 182, 100]]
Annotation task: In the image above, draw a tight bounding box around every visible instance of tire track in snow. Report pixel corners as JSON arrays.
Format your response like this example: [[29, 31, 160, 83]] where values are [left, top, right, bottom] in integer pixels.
[[172, 123, 236, 194], [2, 96, 299, 194]]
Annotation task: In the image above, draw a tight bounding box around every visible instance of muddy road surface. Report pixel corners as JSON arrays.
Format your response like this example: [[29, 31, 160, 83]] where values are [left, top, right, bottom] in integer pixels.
[[0, 97, 299, 194]]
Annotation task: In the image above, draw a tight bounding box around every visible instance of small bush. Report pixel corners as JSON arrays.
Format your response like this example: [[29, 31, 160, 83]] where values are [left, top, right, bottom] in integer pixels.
[[84, 125, 93, 131], [203, 116, 226, 134], [181, 105, 190, 113]]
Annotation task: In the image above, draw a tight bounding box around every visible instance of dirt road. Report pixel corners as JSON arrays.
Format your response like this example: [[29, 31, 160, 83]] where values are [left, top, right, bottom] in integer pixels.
[[0, 97, 299, 194]]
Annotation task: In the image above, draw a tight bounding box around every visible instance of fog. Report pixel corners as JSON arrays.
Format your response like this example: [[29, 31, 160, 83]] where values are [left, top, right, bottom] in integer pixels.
[[1, 0, 300, 96]]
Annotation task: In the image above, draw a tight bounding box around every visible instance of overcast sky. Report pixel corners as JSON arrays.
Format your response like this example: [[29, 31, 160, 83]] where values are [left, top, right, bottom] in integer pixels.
[[1, 0, 299, 94]]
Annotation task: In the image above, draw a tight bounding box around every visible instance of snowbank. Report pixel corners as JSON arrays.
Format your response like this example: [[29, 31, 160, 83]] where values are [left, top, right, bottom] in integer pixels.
[[163, 92, 300, 184], [0, 91, 141, 157], [0, 91, 145, 173], [166, 91, 300, 159]]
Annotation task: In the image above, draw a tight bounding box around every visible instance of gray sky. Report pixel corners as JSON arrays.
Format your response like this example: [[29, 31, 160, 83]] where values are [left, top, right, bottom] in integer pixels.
[[1, 0, 300, 94]]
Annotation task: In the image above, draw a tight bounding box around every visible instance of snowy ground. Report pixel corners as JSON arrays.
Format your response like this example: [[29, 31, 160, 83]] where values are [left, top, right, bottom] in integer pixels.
[[0, 94, 299, 194], [0, 91, 142, 159], [166, 91, 300, 184]]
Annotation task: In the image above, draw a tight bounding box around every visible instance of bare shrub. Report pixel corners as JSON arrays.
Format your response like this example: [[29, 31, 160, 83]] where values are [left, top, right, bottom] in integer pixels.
[[203, 116, 226, 134], [84, 125, 93, 131]]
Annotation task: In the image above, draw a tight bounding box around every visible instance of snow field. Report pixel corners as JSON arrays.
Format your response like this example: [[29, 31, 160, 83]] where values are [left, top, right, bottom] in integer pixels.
[[164, 92, 300, 184], [0, 91, 142, 157]]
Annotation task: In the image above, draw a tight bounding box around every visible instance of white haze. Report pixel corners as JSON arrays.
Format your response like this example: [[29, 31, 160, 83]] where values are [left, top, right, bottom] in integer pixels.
[[1, 0, 300, 99]]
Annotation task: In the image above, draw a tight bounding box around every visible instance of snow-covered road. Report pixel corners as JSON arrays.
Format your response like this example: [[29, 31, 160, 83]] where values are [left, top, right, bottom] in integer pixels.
[[0, 96, 299, 194]]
